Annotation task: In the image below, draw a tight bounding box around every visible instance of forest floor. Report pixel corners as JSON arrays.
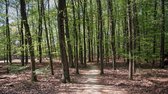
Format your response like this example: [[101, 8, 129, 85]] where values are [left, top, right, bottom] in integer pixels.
[[0, 59, 168, 94]]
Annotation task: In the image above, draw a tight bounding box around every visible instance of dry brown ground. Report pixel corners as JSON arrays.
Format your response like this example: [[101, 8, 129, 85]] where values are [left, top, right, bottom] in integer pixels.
[[0, 59, 168, 94]]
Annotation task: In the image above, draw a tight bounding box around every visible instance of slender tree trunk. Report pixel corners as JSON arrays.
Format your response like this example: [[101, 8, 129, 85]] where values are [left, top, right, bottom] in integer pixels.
[[107, 0, 116, 70], [71, 0, 79, 74], [160, 0, 165, 68], [41, 0, 54, 75], [83, 0, 87, 67], [78, 1, 83, 65], [86, 10, 91, 62], [127, 0, 133, 80], [152, 0, 157, 67], [20, 0, 37, 82], [90, 0, 94, 61], [58, 0, 71, 83], [16, 5, 25, 66], [37, 0, 43, 63], [87, 0, 92, 62], [123, 10, 128, 64], [5, 0, 12, 64], [47, 0, 56, 56], [20, 18, 25, 66], [132, 0, 137, 74], [96, 0, 104, 75], [65, 2, 74, 68]]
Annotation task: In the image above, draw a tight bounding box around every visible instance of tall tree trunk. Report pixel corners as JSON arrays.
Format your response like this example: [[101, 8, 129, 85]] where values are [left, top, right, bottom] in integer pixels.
[[16, 5, 25, 66], [58, 0, 71, 83], [160, 0, 165, 68], [90, 0, 94, 61], [96, 0, 104, 75], [41, 0, 54, 75], [65, 2, 74, 68], [20, 0, 37, 82], [127, 0, 133, 80], [78, 1, 83, 65], [37, 0, 43, 63], [48, 0, 55, 57], [71, 0, 79, 74], [107, 0, 116, 70], [20, 16, 25, 66], [83, 0, 87, 67], [86, 8, 91, 62], [5, 0, 12, 64], [152, 0, 157, 67], [123, 9, 128, 64], [132, 0, 138, 74]]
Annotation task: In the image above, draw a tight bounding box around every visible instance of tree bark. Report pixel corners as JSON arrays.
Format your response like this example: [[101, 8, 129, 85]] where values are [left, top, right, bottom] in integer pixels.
[[5, 0, 12, 64], [41, 0, 54, 75], [37, 0, 43, 63], [107, 0, 116, 70], [127, 0, 133, 80], [160, 0, 165, 68], [96, 0, 104, 75], [58, 0, 71, 83], [65, 2, 74, 68], [20, 0, 37, 82], [83, 0, 87, 67]]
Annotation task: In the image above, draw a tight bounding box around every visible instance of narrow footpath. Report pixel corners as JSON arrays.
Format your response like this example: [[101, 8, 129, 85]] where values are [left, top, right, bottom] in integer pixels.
[[58, 63, 128, 94]]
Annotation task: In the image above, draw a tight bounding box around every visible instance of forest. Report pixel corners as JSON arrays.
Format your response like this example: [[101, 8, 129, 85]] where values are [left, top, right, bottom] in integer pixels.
[[0, 0, 168, 94]]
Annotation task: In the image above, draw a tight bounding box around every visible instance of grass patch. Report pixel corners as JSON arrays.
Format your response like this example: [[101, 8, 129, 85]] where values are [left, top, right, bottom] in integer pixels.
[[8, 64, 29, 73], [35, 65, 50, 75]]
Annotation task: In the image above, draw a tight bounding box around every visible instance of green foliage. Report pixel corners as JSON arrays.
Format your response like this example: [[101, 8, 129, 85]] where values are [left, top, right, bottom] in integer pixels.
[[8, 64, 29, 73], [0, 0, 168, 65], [35, 66, 50, 75]]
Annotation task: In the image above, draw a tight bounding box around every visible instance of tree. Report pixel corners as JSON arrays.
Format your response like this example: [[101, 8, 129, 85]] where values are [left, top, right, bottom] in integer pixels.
[[71, 0, 79, 74], [65, 1, 74, 68], [152, 0, 157, 67], [107, 0, 116, 70], [5, 0, 12, 64], [37, 0, 43, 63], [58, 0, 71, 83], [16, 4, 25, 66], [41, 0, 54, 75], [20, 0, 37, 82], [160, 0, 165, 68], [96, 0, 104, 75], [83, 0, 87, 67], [127, 0, 133, 80], [78, 0, 83, 65]]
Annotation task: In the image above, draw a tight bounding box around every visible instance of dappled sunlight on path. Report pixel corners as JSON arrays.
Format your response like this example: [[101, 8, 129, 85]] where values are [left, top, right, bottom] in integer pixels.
[[58, 63, 128, 94], [59, 83, 128, 94]]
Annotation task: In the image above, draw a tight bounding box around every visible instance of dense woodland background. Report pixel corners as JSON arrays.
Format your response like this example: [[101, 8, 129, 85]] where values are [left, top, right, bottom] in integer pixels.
[[0, 0, 168, 93]]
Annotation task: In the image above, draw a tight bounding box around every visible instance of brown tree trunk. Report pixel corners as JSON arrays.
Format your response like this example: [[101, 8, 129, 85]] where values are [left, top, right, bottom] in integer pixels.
[[37, 0, 43, 63], [78, 1, 83, 65], [20, 0, 37, 82], [5, 0, 12, 64], [83, 0, 87, 67], [71, 0, 79, 74], [58, 0, 71, 83], [127, 0, 133, 80], [96, 0, 104, 75], [65, 2, 74, 68], [41, 0, 54, 75], [152, 0, 157, 67], [160, 0, 165, 68], [107, 0, 116, 70]]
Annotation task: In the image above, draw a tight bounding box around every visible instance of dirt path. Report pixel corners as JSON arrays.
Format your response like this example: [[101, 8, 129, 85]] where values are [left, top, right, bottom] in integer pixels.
[[58, 63, 128, 94]]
